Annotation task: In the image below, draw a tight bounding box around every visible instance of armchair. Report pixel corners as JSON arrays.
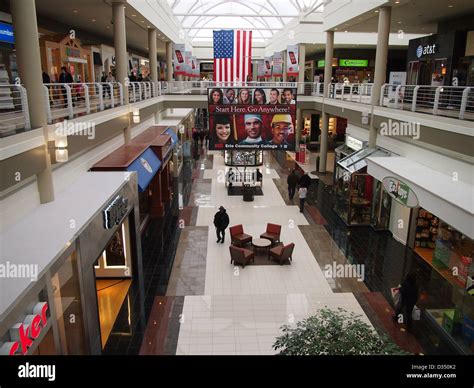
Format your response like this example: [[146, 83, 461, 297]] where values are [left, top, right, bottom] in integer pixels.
[[230, 224, 252, 247], [260, 223, 281, 246], [229, 246, 254, 268], [269, 243, 295, 265]]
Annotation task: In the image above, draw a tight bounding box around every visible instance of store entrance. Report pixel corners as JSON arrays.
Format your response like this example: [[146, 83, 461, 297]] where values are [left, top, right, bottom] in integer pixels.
[[93, 215, 136, 349]]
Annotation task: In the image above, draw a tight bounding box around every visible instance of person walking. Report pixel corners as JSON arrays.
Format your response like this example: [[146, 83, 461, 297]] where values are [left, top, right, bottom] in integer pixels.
[[298, 185, 307, 213], [299, 171, 311, 188], [213, 206, 230, 244], [393, 272, 419, 331], [287, 169, 298, 200]]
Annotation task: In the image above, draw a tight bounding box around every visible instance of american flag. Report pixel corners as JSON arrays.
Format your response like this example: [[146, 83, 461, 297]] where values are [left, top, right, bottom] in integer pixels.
[[213, 29, 252, 82]]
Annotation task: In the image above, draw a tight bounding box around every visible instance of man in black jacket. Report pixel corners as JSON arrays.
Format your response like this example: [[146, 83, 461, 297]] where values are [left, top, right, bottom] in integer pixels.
[[287, 169, 298, 200], [214, 206, 230, 244], [298, 172, 311, 188]]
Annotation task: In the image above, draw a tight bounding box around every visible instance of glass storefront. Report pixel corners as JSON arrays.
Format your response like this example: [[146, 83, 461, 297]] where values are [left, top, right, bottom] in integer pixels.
[[411, 208, 474, 354], [50, 247, 87, 355], [335, 147, 391, 226]]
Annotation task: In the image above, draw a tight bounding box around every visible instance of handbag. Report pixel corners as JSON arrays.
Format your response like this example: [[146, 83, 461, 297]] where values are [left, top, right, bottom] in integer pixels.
[[391, 285, 401, 309]]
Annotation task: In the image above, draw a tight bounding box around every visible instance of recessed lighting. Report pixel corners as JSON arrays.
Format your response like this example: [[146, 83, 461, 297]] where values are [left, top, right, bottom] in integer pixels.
[[397, 21, 402, 24], [395, 0, 400, 3], [73, 10, 78, 13], [375, 10, 379, 13], [147, 25, 151, 28], [132, 14, 136, 17], [92, 19, 96, 22], [141, 20, 145, 23], [448, 4, 453, 7]]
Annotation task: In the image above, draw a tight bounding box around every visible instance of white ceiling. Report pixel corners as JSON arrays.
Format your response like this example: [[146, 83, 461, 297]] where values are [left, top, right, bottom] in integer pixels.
[[25, 0, 168, 58], [167, 0, 324, 43], [333, 0, 474, 34]]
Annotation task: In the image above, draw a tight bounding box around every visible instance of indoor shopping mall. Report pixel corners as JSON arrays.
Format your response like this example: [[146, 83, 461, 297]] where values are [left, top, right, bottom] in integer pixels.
[[0, 0, 472, 385]]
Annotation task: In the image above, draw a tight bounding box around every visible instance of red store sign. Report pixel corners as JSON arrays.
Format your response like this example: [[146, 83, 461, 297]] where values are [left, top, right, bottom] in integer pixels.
[[0, 302, 49, 355]]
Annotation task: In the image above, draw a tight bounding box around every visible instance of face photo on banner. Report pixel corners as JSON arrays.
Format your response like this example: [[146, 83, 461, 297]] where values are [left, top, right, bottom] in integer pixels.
[[208, 87, 297, 150]]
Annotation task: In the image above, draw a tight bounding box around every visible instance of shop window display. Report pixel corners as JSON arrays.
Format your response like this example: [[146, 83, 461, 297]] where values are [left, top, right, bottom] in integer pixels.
[[411, 210, 474, 353]]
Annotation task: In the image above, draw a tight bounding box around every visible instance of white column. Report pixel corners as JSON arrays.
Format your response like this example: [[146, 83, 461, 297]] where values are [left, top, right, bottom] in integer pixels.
[[11, 0, 54, 203], [148, 28, 158, 83], [298, 44, 306, 83], [320, 30, 334, 173], [370, 6, 391, 147], [166, 42, 173, 81], [112, 0, 130, 142]]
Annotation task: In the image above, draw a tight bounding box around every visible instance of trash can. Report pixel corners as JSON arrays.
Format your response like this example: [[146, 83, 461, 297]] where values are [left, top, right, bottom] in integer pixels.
[[243, 184, 254, 202]]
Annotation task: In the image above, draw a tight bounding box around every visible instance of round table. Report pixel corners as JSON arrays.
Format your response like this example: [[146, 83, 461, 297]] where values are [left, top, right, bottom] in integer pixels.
[[252, 238, 271, 257]]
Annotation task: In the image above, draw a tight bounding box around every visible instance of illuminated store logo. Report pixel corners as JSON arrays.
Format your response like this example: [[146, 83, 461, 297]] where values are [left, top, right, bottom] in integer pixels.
[[103, 195, 128, 229], [382, 177, 418, 207], [416, 44, 437, 58], [0, 303, 49, 355], [140, 158, 153, 174]]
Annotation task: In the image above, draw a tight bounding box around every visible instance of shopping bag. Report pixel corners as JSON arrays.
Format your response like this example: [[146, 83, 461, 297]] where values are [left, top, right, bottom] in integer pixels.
[[391, 285, 401, 309], [412, 305, 421, 321]]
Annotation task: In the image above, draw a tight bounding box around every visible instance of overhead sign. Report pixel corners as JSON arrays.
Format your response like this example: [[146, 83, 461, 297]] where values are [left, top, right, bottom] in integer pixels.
[[272, 52, 283, 77], [416, 43, 437, 59], [345, 136, 366, 151], [208, 87, 297, 151], [0, 302, 49, 355], [103, 195, 128, 229], [382, 177, 418, 207], [173, 44, 186, 75], [317, 60, 325, 68], [339, 59, 369, 67], [286, 45, 299, 76], [0, 22, 14, 44]]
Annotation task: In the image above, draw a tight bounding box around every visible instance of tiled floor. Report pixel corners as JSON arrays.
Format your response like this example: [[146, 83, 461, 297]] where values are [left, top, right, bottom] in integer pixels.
[[176, 293, 370, 355]]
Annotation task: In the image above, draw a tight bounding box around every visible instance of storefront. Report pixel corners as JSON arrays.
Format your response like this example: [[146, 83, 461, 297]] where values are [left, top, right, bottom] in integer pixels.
[[334, 147, 392, 227], [315, 57, 374, 83], [91, 143, 163, 234], [406, 31, 468, 86], [40, 35, 93, 83], [367, 156, 474, 354], [0, 172, 143, 355]]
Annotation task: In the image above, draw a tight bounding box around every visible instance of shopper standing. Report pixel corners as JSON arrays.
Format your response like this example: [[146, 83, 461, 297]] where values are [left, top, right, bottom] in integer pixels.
[[298, 186, 307, 213], [393, 272, 419, 331], [287, 170, 298, 200], [214, 206, 230, 244]]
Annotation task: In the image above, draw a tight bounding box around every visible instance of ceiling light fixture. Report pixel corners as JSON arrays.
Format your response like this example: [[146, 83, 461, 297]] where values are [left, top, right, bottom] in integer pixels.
[[132, 14, 136, 17], [92, 19, 96, 22], [375, 10, 379, 13], [448, 4, 453, 7]]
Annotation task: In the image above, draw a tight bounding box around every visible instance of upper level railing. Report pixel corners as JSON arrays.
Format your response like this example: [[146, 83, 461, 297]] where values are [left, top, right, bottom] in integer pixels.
[[1, 81, 472, 138]]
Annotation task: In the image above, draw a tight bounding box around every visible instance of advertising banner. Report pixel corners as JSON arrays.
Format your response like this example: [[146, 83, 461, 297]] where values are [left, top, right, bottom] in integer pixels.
[[184, 51, 192, 77], [173, 44, 186, 75], [208, 87, 297, 151], [272, 52, 283, 77], [257, 61, 265, 78], [263, 56, 272, 78], [286, 45, 299, 76]]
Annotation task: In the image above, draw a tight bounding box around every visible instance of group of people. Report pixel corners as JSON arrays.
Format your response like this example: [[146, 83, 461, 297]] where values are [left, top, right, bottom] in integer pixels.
[[287, 170, 311, 213], [212, 113, 294, 147], [192, 127, 209, 148], [209, 87, 296, 105]]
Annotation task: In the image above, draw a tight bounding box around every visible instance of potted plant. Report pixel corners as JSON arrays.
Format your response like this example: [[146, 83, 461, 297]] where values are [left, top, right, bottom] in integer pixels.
[[273, 307, 408, 355]]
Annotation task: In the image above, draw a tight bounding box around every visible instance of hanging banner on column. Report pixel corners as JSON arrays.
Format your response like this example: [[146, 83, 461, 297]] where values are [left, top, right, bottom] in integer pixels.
[[263, 56, 272, 78], [184, 51, 192, 77], [173, 44, 186, 75], [257, 61, 265, 78], [272, 52, 283, 77], [287, 45, 299, 76], [207, 87, 297, 151]]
